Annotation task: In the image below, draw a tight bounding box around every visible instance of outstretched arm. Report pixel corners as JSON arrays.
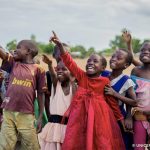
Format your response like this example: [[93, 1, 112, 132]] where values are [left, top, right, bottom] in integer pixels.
[[122, 30, 142, 66], [42, 54, 57, 88], [49, 31, 84, 81]]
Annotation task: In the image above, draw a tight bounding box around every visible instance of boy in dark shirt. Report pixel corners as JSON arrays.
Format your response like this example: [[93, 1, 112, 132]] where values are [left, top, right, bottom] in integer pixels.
[[0, 40, 46, 150]]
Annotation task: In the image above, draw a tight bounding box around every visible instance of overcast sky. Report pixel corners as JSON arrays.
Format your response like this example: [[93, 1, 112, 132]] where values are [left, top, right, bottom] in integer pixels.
[[0, 0, 150, 51]]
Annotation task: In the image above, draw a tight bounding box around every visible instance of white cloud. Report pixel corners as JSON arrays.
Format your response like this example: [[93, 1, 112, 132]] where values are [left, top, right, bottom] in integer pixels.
[[0, 0, 150, 50]]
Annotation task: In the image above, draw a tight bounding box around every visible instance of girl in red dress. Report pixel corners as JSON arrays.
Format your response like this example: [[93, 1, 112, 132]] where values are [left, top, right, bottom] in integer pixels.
[[50, 32, 125, 150]]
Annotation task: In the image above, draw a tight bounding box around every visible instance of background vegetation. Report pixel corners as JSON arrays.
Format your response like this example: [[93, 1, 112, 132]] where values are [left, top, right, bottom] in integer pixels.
[[5, 33, 150, 58]]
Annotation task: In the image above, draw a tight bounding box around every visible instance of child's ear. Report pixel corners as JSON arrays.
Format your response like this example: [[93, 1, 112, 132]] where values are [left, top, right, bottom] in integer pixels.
[[27, 49, 32, 55], [124, 63, 129, 69], [102, 66, 106, 71]]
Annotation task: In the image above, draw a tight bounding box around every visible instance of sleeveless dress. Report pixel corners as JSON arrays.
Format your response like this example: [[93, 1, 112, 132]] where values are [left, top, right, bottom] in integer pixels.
[[38, 81, 73, 150], [61, 52, 125, 150]]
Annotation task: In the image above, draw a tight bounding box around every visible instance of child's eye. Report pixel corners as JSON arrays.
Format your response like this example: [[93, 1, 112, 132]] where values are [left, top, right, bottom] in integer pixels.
[[117, 56, 123, 60], [111, 55, 115, 58], [94, 60, 99, 63], [87, 59, 90, 63], [62, 68, 67, 71]]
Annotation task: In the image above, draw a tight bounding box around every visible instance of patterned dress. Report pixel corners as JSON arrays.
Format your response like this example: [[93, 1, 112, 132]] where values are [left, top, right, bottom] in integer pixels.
[[131, 75, 150, 149]]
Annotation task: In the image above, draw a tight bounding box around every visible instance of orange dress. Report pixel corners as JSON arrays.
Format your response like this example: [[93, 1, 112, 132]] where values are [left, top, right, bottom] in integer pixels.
[[61, 52, 125, 150]]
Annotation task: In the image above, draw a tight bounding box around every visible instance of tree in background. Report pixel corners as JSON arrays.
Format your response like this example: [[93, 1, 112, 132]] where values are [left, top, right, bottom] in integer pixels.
[[71, 45, 87, 58], [5, 34, 150, 57], [109, 35, 142, 53], [6, 40, 17, 51], [38, 43, 54, 54], [86, 47, 95, 56], [5, 35, 54, 54]]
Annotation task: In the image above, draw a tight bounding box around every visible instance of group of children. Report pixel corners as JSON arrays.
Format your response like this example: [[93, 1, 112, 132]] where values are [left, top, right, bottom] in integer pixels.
[[0, 30, 149, 150]]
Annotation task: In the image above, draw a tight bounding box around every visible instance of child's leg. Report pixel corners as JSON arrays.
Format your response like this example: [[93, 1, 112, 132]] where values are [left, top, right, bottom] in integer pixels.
[[56, 142, 61, 150], [16, 113, 40, 150], [40, 142, 61, 150], [45, 142, 61, 150], [134, 121, 147, 150], [0, 110, 17, 150]]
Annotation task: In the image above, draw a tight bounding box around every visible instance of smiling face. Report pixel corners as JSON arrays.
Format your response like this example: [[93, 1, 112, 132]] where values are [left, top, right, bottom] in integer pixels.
[[110, 50, 129, 70], [86, 54, 105, 77], [139, 42, 150, 64], [55, 61, 70, 82]]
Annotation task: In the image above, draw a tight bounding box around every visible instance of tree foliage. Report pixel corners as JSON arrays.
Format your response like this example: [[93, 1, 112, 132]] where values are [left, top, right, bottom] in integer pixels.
[[6, 40, 17, 51], [5, 34, 150, 57], [109, 35, 142, 53]]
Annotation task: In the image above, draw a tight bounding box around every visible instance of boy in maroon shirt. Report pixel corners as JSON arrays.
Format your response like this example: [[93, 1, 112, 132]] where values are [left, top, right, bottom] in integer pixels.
[[0, 40, 46, 150]]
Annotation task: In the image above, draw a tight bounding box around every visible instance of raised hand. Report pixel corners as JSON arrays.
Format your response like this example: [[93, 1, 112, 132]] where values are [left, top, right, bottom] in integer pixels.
[[49, 31, 66, 54], [49, 31, 62, 46], [122, 29, 132, 44], [42, 54, 52, 65]]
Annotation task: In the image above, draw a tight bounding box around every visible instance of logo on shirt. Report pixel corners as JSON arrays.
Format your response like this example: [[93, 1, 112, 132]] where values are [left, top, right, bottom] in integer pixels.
[[12, 77, 32, 87]]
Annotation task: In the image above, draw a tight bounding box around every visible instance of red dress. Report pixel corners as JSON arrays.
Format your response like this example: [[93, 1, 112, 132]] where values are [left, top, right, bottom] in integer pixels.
[[61, 52, 125, 150]]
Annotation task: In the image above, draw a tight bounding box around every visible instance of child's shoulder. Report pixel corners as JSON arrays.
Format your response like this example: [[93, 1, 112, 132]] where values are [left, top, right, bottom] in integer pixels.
[[131, 66, 142, 76]]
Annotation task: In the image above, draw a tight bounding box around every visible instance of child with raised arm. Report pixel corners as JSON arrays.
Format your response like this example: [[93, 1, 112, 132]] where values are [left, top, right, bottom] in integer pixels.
[[129, 42, 150, 150], [38, 54, 76, 150], [50, 32, 125, 150], [44, 43, 70, 120], [0, 41, 46, 150], [122, 31, 150, 148]]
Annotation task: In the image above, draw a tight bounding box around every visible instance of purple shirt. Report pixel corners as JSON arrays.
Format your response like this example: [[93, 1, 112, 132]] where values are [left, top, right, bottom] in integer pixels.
[[2, 55, 46, 114]]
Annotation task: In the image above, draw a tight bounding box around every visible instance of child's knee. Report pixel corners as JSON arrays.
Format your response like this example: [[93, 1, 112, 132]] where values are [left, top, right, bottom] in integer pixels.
[[19, 129, 40, 150], [0, 132, 17, 150]]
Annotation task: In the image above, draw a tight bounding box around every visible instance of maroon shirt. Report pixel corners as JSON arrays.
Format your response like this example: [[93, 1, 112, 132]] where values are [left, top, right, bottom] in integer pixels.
[[2, 55, 46, 114]]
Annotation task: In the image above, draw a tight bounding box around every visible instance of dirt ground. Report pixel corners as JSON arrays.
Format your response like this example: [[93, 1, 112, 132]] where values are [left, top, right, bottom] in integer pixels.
[[38, 55, 138, 75], [0, 54, 138, 75]]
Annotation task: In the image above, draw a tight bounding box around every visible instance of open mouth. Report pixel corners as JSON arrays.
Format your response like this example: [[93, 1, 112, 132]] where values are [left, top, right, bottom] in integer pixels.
[[110, 62, 117, 67], [87, 66, 95, 72], [57, 73, 64, 77], [142, 55, 150, 58], [141, 54, 150, 60]]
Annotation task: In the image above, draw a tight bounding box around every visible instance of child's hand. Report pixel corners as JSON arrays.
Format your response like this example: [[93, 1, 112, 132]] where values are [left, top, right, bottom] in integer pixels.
[[124, 117, 133, 132], [122, 29, 132, 44], [104, 85, 116, 96], [42, 54, 52, 65], [131, 107, 143, 116], [36, 118, 42, 133], [49, 31, 62, 46]]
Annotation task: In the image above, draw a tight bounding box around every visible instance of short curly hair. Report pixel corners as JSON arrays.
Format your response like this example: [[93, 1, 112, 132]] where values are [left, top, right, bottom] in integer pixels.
[[17, 40, 38, 58]]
